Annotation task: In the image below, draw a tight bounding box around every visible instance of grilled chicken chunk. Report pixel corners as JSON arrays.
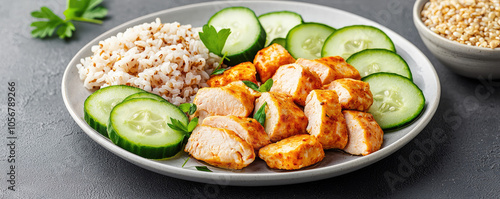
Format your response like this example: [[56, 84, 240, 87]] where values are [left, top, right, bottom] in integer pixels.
[[342, 110, 384, 156], [323, 78, 373, 112], [202, 115, 271, 150], [185, 125, 256, 169], [207, 62, 258, 87], [259, 134, 325, 170], [304, 90, 348, 150], [192, 81, 257, 122], [270, 63, 322, 106], [253, 43, 296, 83], [296, 58, 338, 85], [254, 92, 308, 142], [315, 56, 361, 80]]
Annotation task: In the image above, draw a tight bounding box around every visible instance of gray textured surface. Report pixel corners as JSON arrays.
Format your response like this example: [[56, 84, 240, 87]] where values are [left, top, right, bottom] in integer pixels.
[[1, 0, 499, 198]]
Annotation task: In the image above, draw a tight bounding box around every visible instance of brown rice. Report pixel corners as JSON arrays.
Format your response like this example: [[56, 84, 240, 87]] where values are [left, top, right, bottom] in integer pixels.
[[76, 18, 221, 105]]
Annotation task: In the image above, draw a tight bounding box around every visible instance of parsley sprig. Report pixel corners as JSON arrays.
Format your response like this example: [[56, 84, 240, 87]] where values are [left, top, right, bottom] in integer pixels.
[[198, 24, 232, 75], [30, 0, 108, 39], [168, 103, 198, 136], [242, 79, 273, 92]]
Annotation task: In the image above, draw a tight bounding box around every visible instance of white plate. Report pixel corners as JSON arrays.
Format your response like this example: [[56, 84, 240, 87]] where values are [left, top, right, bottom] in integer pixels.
[[62, 1, 440, 186]]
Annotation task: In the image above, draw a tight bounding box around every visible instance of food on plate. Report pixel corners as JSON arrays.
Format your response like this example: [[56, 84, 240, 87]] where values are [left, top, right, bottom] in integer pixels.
[[346, 49, 412, 79], [259, 134, 325, 170], [258, 11, 303, 46], [78, 6, 426, 171], [270, 63, 322, 106], [342, 110, 384, 156], [207, 62, 258, 87], [421, 0, 500, 49], [269, 38, 287, 48], [253, 43, 296, 82], [76, 19, 220, 105], [208, 6, 266, 65], [254, 92, 308, 142], [323, 78, 373, 112], [185, 125, 255, 169], [286, 22, 336, 59], [304, 90, 348, 150], [108, 98, 189, 159], [202, 115, 271, 150], [192, 81, 257, 122], [362, 73, 425, 129], [84, 85, 144, 136], [322, 25, 395, 59]]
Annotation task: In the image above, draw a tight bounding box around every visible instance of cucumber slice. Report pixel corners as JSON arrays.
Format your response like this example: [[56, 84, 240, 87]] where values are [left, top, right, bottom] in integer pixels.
[[286, 22, 335, 59], [84, 85, 144, 137], [322, 25, 395, 59], [347, 49, 412, 80], [269, 38, 286, 48], [363, 73, 425, 129], [107, 98, 188, 159], [208, 6, 266, 65], [258, 11, 303, 46], [123, 91, 167, 102]]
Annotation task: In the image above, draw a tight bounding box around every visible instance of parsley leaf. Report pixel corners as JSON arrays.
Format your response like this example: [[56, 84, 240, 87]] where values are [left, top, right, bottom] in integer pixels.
[[30, 0, 107, 39], [259, 79, 274, 92], [199, 25, 231, 56], [64, 0, 108, 24], [167, 117, 198, 136], [242, 78, 273, 92], [195, 166, 212, 172], [210, 52, 230, 76], [179, 103, 197, 115], [254, 102, 267, 127]]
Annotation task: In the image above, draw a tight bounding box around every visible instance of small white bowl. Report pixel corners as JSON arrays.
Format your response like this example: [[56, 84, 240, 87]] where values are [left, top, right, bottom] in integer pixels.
[[413, 0, 500, 79]]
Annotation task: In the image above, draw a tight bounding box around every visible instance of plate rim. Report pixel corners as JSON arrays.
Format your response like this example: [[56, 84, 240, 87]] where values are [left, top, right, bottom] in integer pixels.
[[61, 0, 441, 186]]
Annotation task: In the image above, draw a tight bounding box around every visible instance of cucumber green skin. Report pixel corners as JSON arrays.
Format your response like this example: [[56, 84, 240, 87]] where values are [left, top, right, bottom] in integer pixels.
[[321, 25, 395, 59], [84, 85, 144, 137], [347, 49, 412, 80], [107, 98, 188, 159], [208, 7, 266, 66], [286, 22, 336, 59], [362, 72, 425, 130], [269, 38, 286, 48], [123, 91, 167, 102], [258, 11, 303, 46]]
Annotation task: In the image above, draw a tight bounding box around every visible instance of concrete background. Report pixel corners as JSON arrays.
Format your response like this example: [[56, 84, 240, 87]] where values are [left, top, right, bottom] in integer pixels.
[[1, 0, 499, 198]]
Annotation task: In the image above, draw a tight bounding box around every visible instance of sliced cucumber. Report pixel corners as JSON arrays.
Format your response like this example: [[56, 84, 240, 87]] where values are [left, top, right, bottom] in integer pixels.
[[322, 25, 395, 59], [123, 91, 167, 102], [363, 73, 425, 129], [286, 22, 335, 59], [258, 11, 303, 46], [347, 49, 412, 80], [107, 98, 188, 159], [269, 38, 286, 48], [84, 85, 144, 136], [208, 6, 266, 65]]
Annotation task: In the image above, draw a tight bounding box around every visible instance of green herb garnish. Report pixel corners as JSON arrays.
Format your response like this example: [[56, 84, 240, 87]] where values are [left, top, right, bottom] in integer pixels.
[[198, 24, 231, 75], [254, 102, 267, 127], [243, 79, 273, 92], [182, 157, 190, 167], [167, 117, 198, 136], [179, 103, 197, 115], [30, 0, 107, 39], [195, 166, 212, 172]]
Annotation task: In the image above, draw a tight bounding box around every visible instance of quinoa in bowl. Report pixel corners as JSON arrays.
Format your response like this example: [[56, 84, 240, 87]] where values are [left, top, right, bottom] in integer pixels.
[[420, 0, 500, 49]]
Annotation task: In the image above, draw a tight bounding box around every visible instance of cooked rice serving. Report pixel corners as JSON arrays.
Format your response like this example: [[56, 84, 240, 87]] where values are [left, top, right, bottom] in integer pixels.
[[77, 18, 221, 105]]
